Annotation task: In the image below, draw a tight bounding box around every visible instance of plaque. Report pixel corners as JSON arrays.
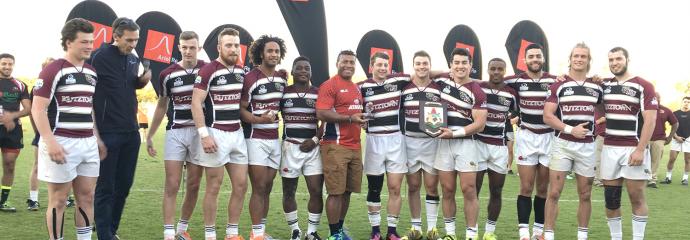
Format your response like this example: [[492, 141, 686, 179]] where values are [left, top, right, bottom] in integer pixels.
[[419, 101, 447, 137]]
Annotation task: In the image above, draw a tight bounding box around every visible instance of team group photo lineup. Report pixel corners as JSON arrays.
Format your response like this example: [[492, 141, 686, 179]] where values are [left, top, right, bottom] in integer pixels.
[[1, 0, 689, 240]]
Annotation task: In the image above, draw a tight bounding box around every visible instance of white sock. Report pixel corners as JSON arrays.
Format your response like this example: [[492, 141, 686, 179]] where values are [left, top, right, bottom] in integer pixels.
[[387, 214, 399, 227], [533, 223, 544, 236], [577, 227, 588, 240], [177, 219, 189, 234], [261, 218, 267, 229], [205, 226, 216, 239], [163, 224, 175, 237], [465, 226, 478, 238], [667, 171, 672, 179], [307, 212, 321, 234], [367, 201, 381, 228], [252, 224, 265, 236], [226, 223, 239, 236], [607, 217, 623, 240], [518, 224, 530, 238], [544, 230, 554, 240], [632, 215, 648, 240], [76, 226, 92, 240], [285, 210, 300, 231], [683, 173, 688, 180], [411, 218, 422, 231], [29, 190, 38, 202], [485, 219, 496, 233], [425, 199, 439, 231], [443, 217, 456, 236]]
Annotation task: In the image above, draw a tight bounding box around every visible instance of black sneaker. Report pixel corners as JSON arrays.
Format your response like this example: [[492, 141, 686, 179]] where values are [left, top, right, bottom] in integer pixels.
[[305, 231, 322, 240], [291, 229, 302, 240], [26, 199, 39, 211], [0, 203, 17, 212], [66, 196, 75, 208], [647, 182, 658, 188], [660, 178, 672, 184]]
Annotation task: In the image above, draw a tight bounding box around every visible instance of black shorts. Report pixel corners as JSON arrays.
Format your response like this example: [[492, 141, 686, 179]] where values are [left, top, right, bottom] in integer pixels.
[[139, 123, 149, 129], [0, 123, 24, 150]]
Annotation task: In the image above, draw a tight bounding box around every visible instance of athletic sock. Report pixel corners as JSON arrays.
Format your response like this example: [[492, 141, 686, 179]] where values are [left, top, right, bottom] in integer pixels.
[[465, 226, 478, 239], [163, 224, 175, 237], [443, 217, 456, 236], [329, 223, 340, 235], [533, 196, 546, 236], [252, 223, 265, 237], [425, 195, 440, 231], [177, 219, 189, 234], [607, 217, 623, 240], [226, 223, 239, 237], [307, 212, 321, 234], [411, 218, 422, 231], [683, 173, 688, 181], [387, 214, 399, 235], [0, 186, 11, 205], [632, 215, 648, 240], [485, 219, 497, 233], [261, 218, 267, 230], [577, 227, 589, 240], [666, 171, 672, 179], [544, 230, 554, 240], [517, 195, 532, 226], [367, 201, 381, 233], [285, 210, 300, 231], [205, 225, 216, 239], [29, 190, 38, 202], [76, 226, 92, 240]]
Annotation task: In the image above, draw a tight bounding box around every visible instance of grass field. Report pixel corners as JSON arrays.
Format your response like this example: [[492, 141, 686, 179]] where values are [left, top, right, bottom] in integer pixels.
[[2, 121, 690, 239]]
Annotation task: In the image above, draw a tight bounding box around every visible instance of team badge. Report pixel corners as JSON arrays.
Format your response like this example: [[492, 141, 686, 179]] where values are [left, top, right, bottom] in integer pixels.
[[65, 74, 76, 84], [604, 86, 612, 94], [284, 99, 294, 108], [621, 86, 636, 97], [306, 98, 315, 107], [540, 83, 549, 90], [564, 87, 574, 96], [384, 83, 397, 92], [405, 94, 414, 101], [443, 86, 451, 94], [85, 75, 97, 86], [194, 76, 202, 84], [519, 83, 529, 91], [586, 88, 599, 97], [258, 85, 267, 94], [498, 96, 510, 106], [366, 88, 374, 96], [217, 76, 227, 85], [173, 77, 183, 87]]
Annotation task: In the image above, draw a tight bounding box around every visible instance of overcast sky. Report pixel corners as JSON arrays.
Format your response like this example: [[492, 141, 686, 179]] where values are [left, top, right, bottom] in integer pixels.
[[3, 0, 689, 103]]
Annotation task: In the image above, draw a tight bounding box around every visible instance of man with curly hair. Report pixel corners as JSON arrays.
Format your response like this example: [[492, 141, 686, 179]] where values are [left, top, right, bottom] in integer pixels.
[[241, 35, 288, 240]]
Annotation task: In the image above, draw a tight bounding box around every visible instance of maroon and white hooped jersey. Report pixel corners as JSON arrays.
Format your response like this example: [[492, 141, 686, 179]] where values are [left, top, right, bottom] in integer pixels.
[[159, 60, 206, 129], [477, 81, 518, 146], [545, 77, 603, 143], [241, 68, 287, 139], [601, 77, 658, 146], [358, 73, 410, 134], [434, 73, 487, 138], [194, 60, 245, 132], [504, 72, 558, 134], [281, 85, 319, 143]]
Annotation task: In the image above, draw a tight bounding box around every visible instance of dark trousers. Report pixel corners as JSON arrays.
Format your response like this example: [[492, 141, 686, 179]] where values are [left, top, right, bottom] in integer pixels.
[[95, 131, 140, 240]]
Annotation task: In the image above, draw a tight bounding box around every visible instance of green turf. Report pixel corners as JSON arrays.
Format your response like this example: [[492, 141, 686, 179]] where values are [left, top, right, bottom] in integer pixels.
[[2, 119, 690, 239]]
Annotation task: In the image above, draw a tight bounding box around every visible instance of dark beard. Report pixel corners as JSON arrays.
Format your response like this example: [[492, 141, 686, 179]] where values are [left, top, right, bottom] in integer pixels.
[[612, 65, 628, 76], [527, 62, 542, 73]]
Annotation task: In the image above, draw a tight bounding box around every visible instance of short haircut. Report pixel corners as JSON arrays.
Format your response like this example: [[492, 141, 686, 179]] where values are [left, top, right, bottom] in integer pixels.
[[609, 46, 629, 59], [179, 31, 199, 41], [112, 17, 139, 38], [61, 18, 94, 51], [336, 50, 356, 62], [683, 96, 690, 101], [370, 51, 390, 65], [292, 56, 311, 66], [488, 57, 505, 65], [217, 28, 239, 44], [450, 47, 472, 63], [412, 50, 431, 63], [525, 43, 544, 55], [249, 35, 287, 66], [0, 53, 15, 61]]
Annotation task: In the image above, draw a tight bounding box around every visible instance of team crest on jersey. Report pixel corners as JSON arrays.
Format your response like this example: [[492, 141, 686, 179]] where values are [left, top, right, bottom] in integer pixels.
[[85, 75, 96, 86], [366, 88, 374, 96], [65, 74, 76, 84], [195, 76, 202, 84], [519, 83, 529, 91], [564, 87, 575, 96], [540, 83, 549, 90], [217, 76, 227, 85], [275, 82, 284, 92], [586, 88, 599, 97], [34, 79, 44, 89], [458, 90, 472, 103], [384, 83, 397, 92], [306, 98, 315, 107], [498, 96, 510, 106], [258, 85, 267, 94], [354, 98, 360, 105], [284, 99, 294, 108], [425, 92, 435, 100], [621, 86, 636, 97], [443, 86, 451, 94], [405, 94, 414, 101], [651, 97, 659, 106], [173, 77, 183, 87], [604, 86, 612, 94]]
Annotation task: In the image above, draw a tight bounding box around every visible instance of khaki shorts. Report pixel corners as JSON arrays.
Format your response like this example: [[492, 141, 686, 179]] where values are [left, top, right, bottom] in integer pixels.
[[320, 144, 362, 195]]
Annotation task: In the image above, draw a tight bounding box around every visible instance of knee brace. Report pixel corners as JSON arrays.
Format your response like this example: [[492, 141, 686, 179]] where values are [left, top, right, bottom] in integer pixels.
[[604, 185, 623, 210], [366, 175, 385, 203]]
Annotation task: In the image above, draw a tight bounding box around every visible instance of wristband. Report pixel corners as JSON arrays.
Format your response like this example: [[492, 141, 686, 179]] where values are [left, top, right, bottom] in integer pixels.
[[452, 127, 467, 138], [311, 136, 320, 144], [198, 127, 210, 138], [563, 125, 574, 134]]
